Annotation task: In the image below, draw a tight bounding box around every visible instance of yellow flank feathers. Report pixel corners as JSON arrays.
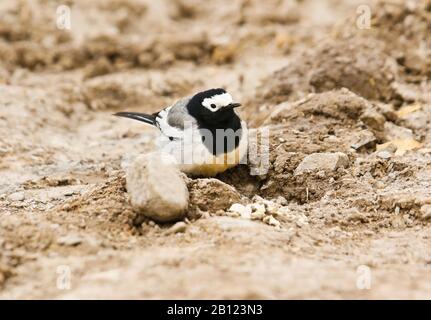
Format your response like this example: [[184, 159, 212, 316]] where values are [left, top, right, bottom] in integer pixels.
[[180, 146, 242, 176]]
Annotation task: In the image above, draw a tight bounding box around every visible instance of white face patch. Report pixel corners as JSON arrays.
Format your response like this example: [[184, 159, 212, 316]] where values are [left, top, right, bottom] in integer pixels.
[[202, 92, 233, 112]]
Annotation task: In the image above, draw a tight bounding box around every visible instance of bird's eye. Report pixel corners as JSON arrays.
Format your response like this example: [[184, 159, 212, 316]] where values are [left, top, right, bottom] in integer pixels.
[[210, 103, 216, 109]]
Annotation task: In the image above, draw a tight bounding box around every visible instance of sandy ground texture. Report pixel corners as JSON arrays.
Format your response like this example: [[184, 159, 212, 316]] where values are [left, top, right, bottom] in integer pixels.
[[1, 0, 431, 299]]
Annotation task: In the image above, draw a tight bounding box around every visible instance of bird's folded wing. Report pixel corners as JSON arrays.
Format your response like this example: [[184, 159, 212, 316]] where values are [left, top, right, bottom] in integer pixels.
[[156, 99, 195, 139]]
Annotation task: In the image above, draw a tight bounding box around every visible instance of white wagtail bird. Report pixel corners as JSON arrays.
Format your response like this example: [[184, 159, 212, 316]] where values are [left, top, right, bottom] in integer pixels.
[[114, 88, 248, 177]]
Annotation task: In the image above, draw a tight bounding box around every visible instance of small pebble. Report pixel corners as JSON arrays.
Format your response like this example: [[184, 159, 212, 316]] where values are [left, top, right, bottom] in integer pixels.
[[376, 150, 392, 159], [375, 181, 385, 189], [251, 203, 266, 216], [294, 152, 348, 175], [250, 209, 265, 220], [276, 206, 290, 215], [57, 235, 83, 246], [8, 192, 25, 202], [274, 196, 288, 206], [262, 199, 280, 214], [420, 205, 431, 221], [263, 215, 281, 228], [324, 135, 338, 143], [228, 203, 252, 219], [167, 221, 187, 234]]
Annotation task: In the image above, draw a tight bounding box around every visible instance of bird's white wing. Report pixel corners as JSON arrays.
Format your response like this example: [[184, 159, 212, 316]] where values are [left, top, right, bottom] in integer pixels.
[[155, 98, 196, 139], [155, 106, 182, 139]]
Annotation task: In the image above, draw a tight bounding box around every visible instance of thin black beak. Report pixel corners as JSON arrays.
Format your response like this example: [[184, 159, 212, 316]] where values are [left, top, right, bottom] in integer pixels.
[[225, 102, 241, 109]]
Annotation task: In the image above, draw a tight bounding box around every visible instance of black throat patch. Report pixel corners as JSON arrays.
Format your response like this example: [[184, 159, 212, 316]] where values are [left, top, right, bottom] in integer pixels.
[[198, 112, 242, 156]]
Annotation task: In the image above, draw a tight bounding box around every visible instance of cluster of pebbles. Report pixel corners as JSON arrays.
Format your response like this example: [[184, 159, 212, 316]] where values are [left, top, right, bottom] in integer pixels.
[[226, 195, 308, 229]]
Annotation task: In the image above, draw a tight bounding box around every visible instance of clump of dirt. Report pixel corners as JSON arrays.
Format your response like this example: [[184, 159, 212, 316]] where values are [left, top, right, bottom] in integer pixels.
[[54, 175, 137, 234], [250, 38, 399, 126], [308, 39, 398, 101], [187, 178, 243, 218], [218, 164, 261, 198], [0, 254, 14, 289]]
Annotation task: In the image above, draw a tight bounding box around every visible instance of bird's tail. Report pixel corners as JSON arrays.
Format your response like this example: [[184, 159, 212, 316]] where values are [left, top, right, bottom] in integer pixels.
[[114, 112, 157, 125]]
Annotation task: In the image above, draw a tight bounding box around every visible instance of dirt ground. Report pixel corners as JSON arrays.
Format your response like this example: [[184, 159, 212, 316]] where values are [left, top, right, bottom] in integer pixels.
[[1, 0, 431, 299]]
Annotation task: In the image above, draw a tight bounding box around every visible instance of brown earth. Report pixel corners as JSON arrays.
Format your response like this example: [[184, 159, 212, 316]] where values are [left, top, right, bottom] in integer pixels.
[[1, 0, 431, 299]]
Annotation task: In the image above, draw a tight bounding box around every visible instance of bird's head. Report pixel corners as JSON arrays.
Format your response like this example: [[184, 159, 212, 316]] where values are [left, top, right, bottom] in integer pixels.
[[186, 88, 241, 124]]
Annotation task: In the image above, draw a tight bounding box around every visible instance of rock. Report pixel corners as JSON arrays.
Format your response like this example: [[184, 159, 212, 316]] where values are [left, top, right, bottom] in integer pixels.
[[251, 195, 280, 214], [375, 181, 386, 189], [250, 202, 266, 215], [8, 192, 25, 202], [350, 130, 376, 150], [275, 206, 291, 216], [376, 142, 397, 153], [360, 109, 386, 131], [263, 200, 280, 215], [384, 122, 414, 140], [420, 205, 431, 221], [263, 215, 281, 228], [188, 178, 241, 214], [274, 196, 288, 206], [225, 210, 241, 218], [212, 216, 265, 232], [250, 212, 265, 220], [126, 153, 189, 223], [57, 234, 83, 246], [376, 150, 393, 159], [375, 103, 398, 122], [324, 135, 339, 143], [167, 221, 187, 234], [295, 216, 308, 228], [228, 203, 252, 219], [346, 208, 367, 223], [276, 206, 309, 227], [294, 152, 349, 175], [252, 195, 265, 203], [378, 139, 422, 156]]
